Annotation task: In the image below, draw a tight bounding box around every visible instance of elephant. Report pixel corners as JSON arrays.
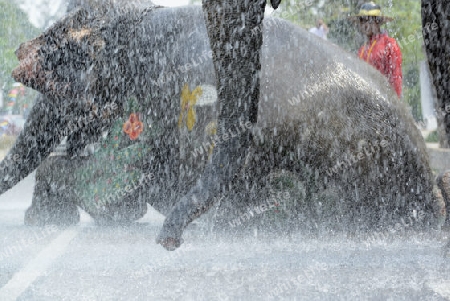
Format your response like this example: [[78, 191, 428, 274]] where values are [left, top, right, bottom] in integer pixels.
[[5, 2, 448, 246]]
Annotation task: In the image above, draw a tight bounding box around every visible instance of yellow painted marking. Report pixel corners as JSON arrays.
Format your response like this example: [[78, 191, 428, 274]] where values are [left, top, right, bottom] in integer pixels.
[[178, 84, 203, 131]]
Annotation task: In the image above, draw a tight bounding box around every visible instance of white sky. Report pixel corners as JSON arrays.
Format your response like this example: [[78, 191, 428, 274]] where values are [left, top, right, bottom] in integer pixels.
[[152, 0, 190, 6]]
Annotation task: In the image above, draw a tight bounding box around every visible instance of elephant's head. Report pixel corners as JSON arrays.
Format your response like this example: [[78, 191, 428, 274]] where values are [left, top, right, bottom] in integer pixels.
[[1, 4, 138, 194], [12, 7, 110, 99]]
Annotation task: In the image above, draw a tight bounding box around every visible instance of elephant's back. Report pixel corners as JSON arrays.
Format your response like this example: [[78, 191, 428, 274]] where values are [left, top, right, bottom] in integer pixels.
[[258, 18, 426, 153], [258, 18, 432, 195], [258, 18, 396, 126]]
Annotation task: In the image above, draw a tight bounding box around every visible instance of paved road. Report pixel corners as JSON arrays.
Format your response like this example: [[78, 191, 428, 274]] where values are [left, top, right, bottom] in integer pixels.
[[0, 174, 450, 300]]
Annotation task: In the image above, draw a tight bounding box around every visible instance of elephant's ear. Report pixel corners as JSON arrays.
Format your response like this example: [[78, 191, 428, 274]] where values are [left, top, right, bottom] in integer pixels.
[[63, 6, 108, 54], [67, 27, 106, 58], [68, 28, 92, 41]]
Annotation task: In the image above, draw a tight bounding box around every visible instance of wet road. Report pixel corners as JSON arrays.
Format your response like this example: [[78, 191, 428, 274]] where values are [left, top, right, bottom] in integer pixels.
[[0, 174, 450, 300]]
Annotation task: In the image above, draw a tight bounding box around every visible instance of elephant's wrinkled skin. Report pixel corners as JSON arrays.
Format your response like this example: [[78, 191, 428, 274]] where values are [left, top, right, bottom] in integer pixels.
[[5, 4, 447, 237]]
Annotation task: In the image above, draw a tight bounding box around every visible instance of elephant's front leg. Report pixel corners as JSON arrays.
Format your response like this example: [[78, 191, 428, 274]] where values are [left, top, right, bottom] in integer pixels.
[[157, 0, 275, 250], [156, 143, 244, 250], [157, 143, 281, 250]]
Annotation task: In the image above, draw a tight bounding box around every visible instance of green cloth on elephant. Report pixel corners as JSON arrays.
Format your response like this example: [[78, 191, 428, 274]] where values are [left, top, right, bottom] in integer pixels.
[[73, 98, 152, 215], [72, 85, 219, 216]]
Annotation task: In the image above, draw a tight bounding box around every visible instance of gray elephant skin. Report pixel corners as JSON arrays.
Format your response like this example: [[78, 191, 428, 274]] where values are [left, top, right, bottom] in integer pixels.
[[5, 3, 447, 232]]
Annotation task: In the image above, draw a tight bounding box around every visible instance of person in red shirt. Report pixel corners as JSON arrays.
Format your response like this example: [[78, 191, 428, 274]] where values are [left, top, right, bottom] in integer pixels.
[[350, 2, 403, 98]]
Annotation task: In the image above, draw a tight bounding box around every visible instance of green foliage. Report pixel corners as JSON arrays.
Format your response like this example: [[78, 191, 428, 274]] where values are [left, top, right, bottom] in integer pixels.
[[425, 130, 439, 143], [382, 0, 424, 68], [0, 0, 39, 86], [0, 0, 40, 114], [403, 66, 422, 120]]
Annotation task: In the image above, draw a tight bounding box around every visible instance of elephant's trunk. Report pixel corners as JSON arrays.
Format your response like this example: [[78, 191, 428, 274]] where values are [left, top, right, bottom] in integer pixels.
[[12, 37, 48, 94], [0, 94, 64, 194], [2, 31, 75, 195]]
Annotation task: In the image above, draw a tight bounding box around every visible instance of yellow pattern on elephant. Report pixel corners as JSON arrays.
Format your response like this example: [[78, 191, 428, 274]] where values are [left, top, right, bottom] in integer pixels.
[[205, 121, 217, 136], [205, 121, 217, 158], [178, 84, 203, 131]]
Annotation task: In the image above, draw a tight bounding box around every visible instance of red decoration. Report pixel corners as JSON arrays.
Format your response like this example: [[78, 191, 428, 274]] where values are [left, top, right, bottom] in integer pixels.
[[123, 113, 144, 140]]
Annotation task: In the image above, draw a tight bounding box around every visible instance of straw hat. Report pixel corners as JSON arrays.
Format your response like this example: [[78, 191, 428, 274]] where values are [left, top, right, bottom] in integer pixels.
[[348, 2, 393, 24]]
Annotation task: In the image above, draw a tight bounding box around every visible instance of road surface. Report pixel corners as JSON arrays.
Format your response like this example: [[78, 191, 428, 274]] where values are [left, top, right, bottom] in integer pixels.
[[0, 173, 449, 300]]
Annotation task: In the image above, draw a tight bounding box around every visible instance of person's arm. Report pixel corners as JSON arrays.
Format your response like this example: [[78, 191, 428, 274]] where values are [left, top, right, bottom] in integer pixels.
[[357, 45, 364, 60], [321, 23, 329, 35], [386, 39, 403, 97]]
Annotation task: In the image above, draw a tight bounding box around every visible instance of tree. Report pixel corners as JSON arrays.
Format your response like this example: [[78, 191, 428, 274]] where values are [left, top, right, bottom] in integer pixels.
[[422, 0, 450, 148], [0, 0, 40, 109]]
